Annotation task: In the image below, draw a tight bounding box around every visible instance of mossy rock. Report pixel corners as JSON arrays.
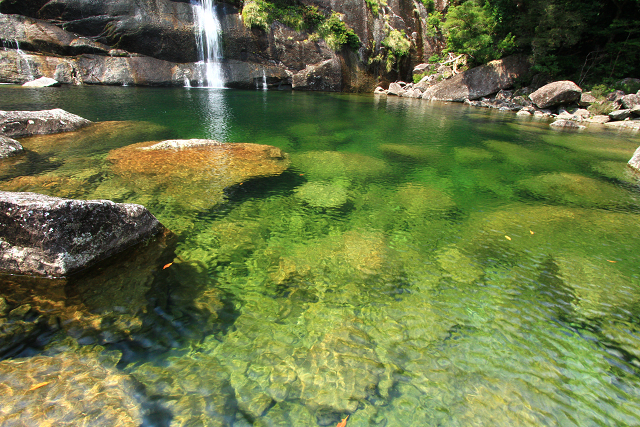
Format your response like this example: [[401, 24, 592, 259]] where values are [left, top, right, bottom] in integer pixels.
[[294, 181, 349, 208], [518, 172, 635, 209], [106, 139, 291, 212], [453, 147, 495, 165], [395, 183, 456, 215], [379, 143, 440, 163], [291, 151, 390, 182]]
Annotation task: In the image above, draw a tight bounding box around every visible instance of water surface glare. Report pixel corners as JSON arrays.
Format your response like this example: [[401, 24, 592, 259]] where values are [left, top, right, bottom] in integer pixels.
[[1, 86, 640, 426]]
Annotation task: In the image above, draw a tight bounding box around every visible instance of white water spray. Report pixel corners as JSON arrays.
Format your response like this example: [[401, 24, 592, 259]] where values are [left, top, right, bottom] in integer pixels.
[[192, 0, 225, 88], [13, 40, 35, 81], [262, 69, 268, 91]]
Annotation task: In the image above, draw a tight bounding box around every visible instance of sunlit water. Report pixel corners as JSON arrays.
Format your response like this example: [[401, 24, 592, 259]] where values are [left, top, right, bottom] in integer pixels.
[[1, 86, 640, 426]]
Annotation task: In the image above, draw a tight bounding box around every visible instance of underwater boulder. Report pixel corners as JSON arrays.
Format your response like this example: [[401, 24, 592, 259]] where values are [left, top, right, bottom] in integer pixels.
[[107, 139, 290, 211], [291, 151, 390, 182], [294, 181, 349, 208], [0, 344, 143, 426]]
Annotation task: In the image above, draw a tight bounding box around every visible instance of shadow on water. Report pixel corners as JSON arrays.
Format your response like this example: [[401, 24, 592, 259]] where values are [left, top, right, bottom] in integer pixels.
[[0, 228, 240, 364]]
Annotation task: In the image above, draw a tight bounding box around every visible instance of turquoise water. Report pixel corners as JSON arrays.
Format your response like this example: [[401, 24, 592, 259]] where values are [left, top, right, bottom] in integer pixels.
[[1, 86, 640, 426]]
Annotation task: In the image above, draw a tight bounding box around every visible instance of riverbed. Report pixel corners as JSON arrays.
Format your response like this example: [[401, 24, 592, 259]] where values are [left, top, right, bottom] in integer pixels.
[[1, 85, 640, 426]]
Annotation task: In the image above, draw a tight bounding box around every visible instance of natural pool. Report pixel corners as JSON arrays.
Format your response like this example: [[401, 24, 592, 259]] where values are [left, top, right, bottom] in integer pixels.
[[1, 85, 640, 426]]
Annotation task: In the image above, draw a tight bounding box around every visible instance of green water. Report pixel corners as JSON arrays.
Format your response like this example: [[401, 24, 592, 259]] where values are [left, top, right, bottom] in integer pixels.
[[2, 86, 640, 426]]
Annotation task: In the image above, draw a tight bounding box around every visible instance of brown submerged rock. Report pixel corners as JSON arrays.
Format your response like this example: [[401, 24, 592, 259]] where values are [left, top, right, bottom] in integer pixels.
[[0, 191, 165, 277], [107, 139, 290, 210]]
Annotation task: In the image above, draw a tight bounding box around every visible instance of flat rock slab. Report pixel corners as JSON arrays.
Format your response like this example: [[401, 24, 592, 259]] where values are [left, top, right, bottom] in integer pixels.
[[0, 136, 23, 158], [0, 109, 92, 138], [22, 77, 60, 87], [0, 191, 164, 277], [629, 146, 640, 172]]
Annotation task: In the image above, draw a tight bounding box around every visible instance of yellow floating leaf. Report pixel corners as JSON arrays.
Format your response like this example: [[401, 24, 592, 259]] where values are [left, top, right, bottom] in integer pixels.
[[505, 235, 512, 241]]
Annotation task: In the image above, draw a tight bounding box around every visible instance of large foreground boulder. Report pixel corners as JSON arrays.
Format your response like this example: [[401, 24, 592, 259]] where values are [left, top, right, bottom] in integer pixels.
[[0, 109, 92, 138], [629, 146, 640, 172], [0, 191, 165, 277], [420, 55, 530, 102], [529, 81, 582, 109], [0, 135, 22, 158]]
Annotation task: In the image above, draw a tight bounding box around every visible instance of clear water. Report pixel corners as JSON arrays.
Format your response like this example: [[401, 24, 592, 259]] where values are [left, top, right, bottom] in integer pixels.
[[1, 85, 640, 426]]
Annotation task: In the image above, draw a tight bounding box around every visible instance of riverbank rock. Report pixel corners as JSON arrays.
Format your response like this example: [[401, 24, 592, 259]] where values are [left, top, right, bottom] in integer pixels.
[[0, 135, 22, 158], [420, 55, 530, 102], [107, 139, 290, 211], [0, 109, 92, 138], [0, 191, 165, 277], [628, 146, 640, 172], [529, 81, 582, 109], [22, 76, 60, 87]]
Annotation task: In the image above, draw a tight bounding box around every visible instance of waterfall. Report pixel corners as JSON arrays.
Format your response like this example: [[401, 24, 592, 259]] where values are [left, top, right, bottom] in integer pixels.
[[192, 0, 225, 88], [262, 70, 268, 91], [10, 40, 35, 82]]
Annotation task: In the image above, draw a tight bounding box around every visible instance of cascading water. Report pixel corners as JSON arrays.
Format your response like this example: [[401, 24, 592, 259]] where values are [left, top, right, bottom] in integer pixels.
[[192, 0, 225, 88], [262, 70, 268, 91]]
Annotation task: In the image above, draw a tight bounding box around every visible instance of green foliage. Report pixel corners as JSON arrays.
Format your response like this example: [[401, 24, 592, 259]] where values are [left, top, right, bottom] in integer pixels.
[[589, 84, 614, 100], [426, 11, 444, 38], [241, 0, 271, 31], [420, 0, 436, 13], [616, 79, 640, 94], [241, 2, 360, 51], [318, 12, 361, 50], [365, 0, 386, 15], [587, 101, 617, 115], [442, 0, 516, 64], [382, 29, 411, 71]]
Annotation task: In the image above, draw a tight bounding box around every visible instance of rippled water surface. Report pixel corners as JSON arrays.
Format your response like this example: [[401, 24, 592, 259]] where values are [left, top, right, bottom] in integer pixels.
[[1, 86, 640, 426]]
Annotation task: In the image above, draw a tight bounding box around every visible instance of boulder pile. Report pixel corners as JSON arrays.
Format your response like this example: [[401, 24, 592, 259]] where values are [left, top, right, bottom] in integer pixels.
[[378, 60, 640, 130]]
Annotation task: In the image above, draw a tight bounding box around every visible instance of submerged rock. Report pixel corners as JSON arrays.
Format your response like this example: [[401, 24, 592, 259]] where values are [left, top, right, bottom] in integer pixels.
[[0, 344, 143, 426], [107, 139, 290, 211], [0, 109, 92, 138], [294, 181, 349, 208], [0, 136, 23, 158], [291, 151, 390, 182], [518, 172, 634, 209], [0, 191, 165, 276]]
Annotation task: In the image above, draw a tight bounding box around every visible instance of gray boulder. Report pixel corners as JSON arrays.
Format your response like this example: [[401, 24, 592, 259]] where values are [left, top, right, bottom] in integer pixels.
[[621, 93, 640, 109], [550, 119, 585, 130], [0, 191, 165, 277], [420, 55, 530, 102], [529, 81, 582, 109], [579, 92, 597, 107], [629, 146, 640, 172], [0, 109, 92, 138], [387, 82, 402, 96], [0, 136, 23, 158], [291, 58, 342, 92], [22, 76, 60, 87], [609, 109, 632, 121]]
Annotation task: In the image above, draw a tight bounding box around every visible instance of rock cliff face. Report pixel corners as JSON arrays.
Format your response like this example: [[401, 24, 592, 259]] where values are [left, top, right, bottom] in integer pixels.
[[0, 0, 441, 91]]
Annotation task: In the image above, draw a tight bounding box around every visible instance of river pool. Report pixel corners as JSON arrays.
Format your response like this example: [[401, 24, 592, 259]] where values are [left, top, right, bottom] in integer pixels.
[[1, 85, 640, 426]]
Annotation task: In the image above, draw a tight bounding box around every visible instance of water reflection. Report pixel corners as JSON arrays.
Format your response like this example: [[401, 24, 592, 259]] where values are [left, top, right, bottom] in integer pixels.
[[195, 88, 230, 141]]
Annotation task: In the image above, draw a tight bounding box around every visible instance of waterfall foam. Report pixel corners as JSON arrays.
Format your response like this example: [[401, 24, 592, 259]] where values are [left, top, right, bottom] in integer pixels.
[[192, 0, 225, 88]]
